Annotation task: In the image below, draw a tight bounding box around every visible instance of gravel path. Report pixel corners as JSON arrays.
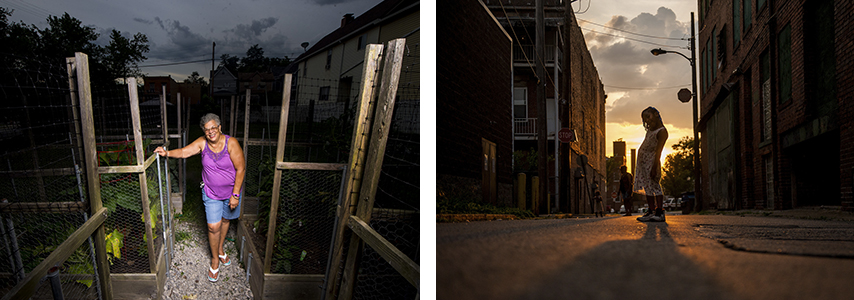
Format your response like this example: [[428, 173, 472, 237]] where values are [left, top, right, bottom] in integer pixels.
[[161, 219, 253, 300]]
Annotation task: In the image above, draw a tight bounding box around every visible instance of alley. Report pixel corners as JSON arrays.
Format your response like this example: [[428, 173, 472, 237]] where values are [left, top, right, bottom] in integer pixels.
[[436, 214, 854, 300]]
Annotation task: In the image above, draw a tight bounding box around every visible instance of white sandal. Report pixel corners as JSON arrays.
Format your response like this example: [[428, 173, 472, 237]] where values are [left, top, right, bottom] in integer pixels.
[[207, 266, 219, 282], [218, 253, 231, 266]]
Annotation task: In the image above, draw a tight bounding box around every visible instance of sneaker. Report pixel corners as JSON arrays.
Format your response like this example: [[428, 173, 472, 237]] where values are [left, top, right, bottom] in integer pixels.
[[637, 211, 654, 222], [650, 213, 666, 222]]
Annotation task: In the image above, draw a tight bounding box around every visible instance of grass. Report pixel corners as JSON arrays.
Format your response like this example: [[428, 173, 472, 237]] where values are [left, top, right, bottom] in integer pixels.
[[438, 196, 535, 219]]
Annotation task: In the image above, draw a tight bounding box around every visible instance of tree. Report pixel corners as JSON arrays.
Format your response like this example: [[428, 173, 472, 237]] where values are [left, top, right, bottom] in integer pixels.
[[661, 136, 695, 197], [184, 71, 209, 94], [1, 9, 149, 86], [218, 53, 239, 73], [102, 29, 149, 80]]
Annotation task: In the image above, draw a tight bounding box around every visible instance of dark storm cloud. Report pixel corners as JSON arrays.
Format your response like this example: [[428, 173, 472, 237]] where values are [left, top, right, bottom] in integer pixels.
[[311, 0, 353, 6], [149, 17, 211, 61], [133, 18, 153, 25], [228, 17, 278, 38]]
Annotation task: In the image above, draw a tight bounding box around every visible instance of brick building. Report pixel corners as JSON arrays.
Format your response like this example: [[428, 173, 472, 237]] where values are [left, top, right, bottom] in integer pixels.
[[487, 0, 606, 214], [437, 0, 513, 206], [698, 0, 854, 210]]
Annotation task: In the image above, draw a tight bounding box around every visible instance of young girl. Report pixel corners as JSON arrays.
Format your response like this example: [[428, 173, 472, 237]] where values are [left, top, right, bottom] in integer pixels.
[[634, 107, 668, 222]]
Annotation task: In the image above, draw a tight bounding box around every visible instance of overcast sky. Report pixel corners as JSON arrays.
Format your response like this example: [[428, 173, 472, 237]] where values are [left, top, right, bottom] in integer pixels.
[[575, 0, 698, 167], [2, 0, 382, 79]]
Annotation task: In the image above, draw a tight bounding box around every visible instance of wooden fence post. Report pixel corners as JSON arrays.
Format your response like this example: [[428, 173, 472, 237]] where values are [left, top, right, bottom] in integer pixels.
[[263, 75, 290, 273], [517, 173, 526, 210], [132, 78, 157, 272], [323, 43, 385, 299], [243, 88, 251, 157], [338, 38, 408, 300], [75, 52, 113, 300]]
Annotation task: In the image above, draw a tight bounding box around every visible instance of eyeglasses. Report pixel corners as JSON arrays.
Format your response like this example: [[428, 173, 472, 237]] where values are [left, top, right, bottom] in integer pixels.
[[204, 125, 220, 133]]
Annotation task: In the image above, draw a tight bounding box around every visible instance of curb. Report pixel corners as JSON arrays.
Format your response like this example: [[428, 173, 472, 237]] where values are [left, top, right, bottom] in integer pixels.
[[437, 214, 518, 222]]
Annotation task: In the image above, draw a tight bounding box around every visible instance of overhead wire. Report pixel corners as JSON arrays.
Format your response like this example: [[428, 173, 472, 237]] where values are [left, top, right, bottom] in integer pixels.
[[578, 18, 688, 40], [580, 27, 688, 49], [604, 84, 691, 91]]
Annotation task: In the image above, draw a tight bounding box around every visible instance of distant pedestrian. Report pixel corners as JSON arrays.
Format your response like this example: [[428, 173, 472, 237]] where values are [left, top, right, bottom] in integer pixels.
[[619, 165, 634, 216], [593, 189, 605, 217], [634, 107, 668, 222]]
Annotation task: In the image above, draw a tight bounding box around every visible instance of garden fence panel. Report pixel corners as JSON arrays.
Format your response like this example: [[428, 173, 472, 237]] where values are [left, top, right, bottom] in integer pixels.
[[0, 53, 101, 298]]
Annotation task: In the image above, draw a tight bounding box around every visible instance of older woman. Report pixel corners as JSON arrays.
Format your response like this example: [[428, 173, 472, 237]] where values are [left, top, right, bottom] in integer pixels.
[[154, 113, 245, 282]]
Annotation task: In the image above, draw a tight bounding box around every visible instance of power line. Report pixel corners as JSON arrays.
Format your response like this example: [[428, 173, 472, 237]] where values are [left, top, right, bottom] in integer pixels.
[[580, 27, 687, 49], [138, 59, 210, 68], [578, 18, 687, 40], [604, 84, 690, 91]]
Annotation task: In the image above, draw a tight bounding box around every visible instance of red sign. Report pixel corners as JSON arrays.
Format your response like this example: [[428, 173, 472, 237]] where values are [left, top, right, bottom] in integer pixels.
[[678, 88, 692, 103], [611, 192, 617, 199], [558, 128, 576, 143]]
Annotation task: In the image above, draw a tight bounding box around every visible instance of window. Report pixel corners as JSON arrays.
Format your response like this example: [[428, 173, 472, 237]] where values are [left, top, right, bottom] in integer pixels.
[[717, 26, 726, 70], [760, 50, 771, 141], [149, 83, 155, 92], [513, 87, 527, 118], [358, 34, 367, 50], [319, 86, 330, 101], [758, 0, 767, 10], [326, 49, 332, 70], [777, 25, 792, 103], [744, 0, 752, 30], [764, 155, 774, 208], [712, 27, 718, 78], [733, 0, 742, 46]]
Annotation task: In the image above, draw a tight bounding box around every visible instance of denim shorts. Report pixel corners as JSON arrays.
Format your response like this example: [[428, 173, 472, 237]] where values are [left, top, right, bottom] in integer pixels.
[[202, 189, 241, 224]]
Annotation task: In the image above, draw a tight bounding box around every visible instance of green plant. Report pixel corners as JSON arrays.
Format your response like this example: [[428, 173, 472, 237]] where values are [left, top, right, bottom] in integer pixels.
[[66, 246, 95, 287], [105, 228, 124, 264], [272, 218, 304, 274]]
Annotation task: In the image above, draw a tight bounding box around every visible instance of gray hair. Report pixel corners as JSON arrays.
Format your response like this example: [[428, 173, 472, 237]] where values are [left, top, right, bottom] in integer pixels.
[[200, 113, 221, 129]]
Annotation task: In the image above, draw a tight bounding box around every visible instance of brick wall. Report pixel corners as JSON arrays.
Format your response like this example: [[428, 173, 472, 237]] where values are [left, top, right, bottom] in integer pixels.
[[700, 0, 852, 210], [437, 0, 513, 204]]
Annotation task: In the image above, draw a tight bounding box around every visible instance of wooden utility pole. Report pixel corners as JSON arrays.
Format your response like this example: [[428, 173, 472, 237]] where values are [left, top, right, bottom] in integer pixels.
[[535, 0, 546, 216], [560, 0, 573, 213]]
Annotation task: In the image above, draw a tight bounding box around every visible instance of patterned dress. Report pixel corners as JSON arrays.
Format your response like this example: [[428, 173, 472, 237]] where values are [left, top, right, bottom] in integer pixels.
[[633, 126, 666, 196]]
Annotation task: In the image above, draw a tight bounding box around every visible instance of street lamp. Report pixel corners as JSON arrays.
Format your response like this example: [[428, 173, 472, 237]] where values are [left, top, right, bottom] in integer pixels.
[[650, 12, 702, 213]]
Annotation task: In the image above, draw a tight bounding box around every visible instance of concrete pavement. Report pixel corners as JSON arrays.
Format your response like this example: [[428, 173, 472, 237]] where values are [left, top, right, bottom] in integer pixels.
[[436, 213, 854, 300]]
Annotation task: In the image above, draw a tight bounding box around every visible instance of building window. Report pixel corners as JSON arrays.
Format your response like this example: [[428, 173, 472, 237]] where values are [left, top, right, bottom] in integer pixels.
[[760, 50, 771, 141], [777, 24, 792, 104], [326, 49, 332, 70], [150, 83, 155, 92], [733, 0, 741, 46], [764, 155, 774, 208], [513, 87, 527, 118], [758, 0, 767, 10], [712, 26, 718, 79], [358, 34, 367, 50], [743, 0, 752, 30], [319, 86, 330, 102]]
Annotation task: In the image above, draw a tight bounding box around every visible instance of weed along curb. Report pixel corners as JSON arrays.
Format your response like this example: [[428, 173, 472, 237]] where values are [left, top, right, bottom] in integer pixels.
[[437, 214, 519, 222], [436, 213, 573, 222]]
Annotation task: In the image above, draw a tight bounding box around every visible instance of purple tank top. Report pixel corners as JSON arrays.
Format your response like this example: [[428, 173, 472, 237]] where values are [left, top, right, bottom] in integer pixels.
[[202, 135, 236, 200]]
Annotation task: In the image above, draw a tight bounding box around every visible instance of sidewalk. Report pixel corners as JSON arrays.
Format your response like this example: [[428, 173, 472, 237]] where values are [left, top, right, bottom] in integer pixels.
[[711, 206, 854, 222]]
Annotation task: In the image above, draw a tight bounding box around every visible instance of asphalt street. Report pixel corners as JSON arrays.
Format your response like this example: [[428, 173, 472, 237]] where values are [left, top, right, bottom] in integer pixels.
[[436, 214, 854, 300]]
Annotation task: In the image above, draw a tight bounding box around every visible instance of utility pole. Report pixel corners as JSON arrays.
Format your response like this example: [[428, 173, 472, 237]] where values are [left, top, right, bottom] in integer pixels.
[[210, 42, 216, 97], [561, 0, 573, 214], [690, 12, 702, 212], [535, 0, 546, 217]]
